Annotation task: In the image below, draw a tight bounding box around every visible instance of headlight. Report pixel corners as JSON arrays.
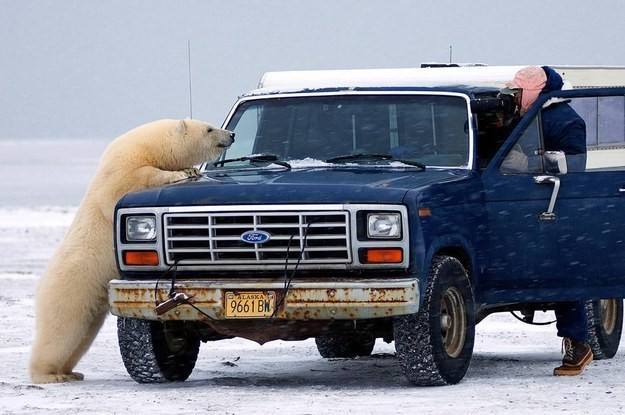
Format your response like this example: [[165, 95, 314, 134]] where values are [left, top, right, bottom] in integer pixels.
[[367, 213, 401, 239], [126, 216, 157, 241]]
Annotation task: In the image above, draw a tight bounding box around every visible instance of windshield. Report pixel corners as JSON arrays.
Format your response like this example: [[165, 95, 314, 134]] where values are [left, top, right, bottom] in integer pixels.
[[219, 93, 472, 168]]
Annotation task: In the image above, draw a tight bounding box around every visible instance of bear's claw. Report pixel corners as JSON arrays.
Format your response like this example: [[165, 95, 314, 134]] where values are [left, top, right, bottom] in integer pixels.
[[183, 167, 201, 178]]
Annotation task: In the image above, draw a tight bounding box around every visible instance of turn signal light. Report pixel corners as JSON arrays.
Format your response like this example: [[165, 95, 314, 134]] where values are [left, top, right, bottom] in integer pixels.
[[124, 250, 159, 266], [361, 248, 403, 263]]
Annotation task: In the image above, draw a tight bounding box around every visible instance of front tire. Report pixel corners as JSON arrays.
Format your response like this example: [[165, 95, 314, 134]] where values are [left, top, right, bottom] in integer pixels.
[[394, 255, 475, 386], [586, 299, 623, 360], [117, 317, 200, 383]]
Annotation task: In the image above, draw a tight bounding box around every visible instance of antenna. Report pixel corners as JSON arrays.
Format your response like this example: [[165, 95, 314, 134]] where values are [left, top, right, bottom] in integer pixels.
[[449, 45, 453, 63], [187, 40, 193, 119]]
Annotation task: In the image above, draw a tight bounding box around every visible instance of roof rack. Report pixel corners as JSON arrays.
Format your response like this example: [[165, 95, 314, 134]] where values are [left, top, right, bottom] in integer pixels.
[[420, 62, 488, 68]]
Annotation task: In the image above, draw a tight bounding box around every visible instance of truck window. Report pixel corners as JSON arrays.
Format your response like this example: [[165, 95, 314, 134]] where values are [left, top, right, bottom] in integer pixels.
[[499, 93, 625, 174], [499, 116, 543, 174], [223, 94, 471, 167], [475, 105, 516, 170], [570, 95, 625, 171]]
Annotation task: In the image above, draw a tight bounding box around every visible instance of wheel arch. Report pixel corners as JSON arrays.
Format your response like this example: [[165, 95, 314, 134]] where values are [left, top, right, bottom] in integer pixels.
[[423, 234, 477, 292]]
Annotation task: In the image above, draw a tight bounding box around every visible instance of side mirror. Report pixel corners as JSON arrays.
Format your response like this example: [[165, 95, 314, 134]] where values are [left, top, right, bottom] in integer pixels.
[[543, 151, 567, 175]]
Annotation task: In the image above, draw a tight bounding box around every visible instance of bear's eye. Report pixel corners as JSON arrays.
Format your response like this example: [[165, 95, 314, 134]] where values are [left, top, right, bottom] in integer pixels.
[[207, 127, 213, 133]]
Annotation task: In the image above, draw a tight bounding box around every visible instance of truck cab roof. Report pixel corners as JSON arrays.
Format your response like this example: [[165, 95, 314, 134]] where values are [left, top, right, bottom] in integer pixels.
[[248, 65, 625, 97]]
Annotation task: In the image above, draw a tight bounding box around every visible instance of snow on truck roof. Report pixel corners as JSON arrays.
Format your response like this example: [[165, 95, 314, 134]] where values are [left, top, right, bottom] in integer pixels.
[[255, 65, 625, 94]]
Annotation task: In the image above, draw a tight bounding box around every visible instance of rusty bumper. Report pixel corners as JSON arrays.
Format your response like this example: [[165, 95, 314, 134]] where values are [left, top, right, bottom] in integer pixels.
[[108, 278, 420, 321]]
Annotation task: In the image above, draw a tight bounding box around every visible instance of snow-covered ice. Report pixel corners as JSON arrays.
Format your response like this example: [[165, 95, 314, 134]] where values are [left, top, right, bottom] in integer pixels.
[[1, 139, 624, 414]]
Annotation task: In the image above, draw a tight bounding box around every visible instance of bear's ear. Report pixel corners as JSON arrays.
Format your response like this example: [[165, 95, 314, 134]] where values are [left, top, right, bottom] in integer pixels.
[[174, 119, 187, 137]]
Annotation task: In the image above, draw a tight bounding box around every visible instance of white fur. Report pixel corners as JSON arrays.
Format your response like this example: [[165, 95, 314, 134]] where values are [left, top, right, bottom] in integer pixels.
[[29, 119, 233, 383], [542, 80, 574, 109]]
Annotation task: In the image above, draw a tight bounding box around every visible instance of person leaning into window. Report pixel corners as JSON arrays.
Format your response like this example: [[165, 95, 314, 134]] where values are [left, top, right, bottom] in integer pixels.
[[500, 65, 592, 376], [500, 65, 587, 174]]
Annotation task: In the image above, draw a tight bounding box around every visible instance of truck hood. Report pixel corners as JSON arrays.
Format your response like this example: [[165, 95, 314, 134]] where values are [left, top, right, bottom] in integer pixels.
[[118, 166, 472, 207]]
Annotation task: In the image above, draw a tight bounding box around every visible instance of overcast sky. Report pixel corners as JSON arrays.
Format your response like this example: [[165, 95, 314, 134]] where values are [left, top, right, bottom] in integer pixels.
[[2, 0, 625, 139]]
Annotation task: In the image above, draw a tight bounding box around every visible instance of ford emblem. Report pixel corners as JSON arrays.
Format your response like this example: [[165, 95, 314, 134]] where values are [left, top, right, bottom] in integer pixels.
[[240, 230, 271, 244]]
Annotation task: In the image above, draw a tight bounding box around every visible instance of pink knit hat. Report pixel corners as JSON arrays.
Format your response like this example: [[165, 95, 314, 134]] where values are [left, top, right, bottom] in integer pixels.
[[506, 66, 547, 115]]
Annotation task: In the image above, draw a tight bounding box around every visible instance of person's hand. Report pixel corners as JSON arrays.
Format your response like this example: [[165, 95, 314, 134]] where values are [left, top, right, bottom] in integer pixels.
[[501, 144, 528, 172]]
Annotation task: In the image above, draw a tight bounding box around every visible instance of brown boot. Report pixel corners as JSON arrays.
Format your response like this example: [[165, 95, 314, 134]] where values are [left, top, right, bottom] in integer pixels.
[[553, 337, 593, 376]]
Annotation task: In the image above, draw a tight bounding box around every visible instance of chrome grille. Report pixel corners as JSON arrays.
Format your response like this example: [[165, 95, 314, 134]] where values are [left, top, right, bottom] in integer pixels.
[[163, 211, 350, 265]]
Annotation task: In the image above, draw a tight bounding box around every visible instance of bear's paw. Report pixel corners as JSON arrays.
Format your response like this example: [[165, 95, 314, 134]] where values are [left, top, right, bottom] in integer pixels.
[[31, 371, 85, 384], [182, 167, 201, 178]]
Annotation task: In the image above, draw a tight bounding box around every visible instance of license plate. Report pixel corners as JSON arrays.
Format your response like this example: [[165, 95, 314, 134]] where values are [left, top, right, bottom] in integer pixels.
[[224, 291, 276, 318]]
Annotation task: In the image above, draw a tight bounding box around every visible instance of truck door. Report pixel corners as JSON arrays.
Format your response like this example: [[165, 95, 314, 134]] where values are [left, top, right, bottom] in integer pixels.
[[479, 90, 625, 304]]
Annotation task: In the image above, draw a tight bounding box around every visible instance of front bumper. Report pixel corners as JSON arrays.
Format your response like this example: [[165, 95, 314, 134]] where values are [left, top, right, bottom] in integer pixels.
[[108, 277, 420, 321]]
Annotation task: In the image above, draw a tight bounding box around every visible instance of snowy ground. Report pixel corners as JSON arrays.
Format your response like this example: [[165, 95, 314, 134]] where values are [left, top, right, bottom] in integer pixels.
[[1, 139, 625, 414]]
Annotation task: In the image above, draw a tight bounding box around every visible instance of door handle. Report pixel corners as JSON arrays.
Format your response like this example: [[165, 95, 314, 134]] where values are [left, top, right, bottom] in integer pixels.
[[533, 175, 560, 220]]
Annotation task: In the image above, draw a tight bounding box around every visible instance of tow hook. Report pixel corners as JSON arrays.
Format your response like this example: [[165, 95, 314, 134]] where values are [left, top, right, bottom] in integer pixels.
[[156, 292, 191, 315]]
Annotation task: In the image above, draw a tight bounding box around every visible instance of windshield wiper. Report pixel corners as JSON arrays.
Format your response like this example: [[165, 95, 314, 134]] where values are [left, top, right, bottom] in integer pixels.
[[214, 154, 291, 170], [325, 153, 425, 169]]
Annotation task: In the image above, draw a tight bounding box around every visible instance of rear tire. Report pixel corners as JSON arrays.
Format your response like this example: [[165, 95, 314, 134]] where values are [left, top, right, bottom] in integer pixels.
[[586, 299, 623, 360], [394, 255, 475, 386], [117, 317, 200, 383], [315, 330, 376, 358]]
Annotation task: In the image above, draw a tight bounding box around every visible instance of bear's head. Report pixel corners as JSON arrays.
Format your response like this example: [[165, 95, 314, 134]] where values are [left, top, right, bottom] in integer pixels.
[[173, 119, 235, 166], [143, 119, 234, 171], [107, 119, 234, 172]]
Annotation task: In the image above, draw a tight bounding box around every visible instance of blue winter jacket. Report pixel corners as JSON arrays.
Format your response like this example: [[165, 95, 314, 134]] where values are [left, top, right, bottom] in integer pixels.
[[540, 67, 587, 156]]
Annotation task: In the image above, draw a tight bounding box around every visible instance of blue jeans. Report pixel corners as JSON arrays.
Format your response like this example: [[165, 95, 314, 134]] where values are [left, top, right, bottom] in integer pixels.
[[555, 300, 589, 342]]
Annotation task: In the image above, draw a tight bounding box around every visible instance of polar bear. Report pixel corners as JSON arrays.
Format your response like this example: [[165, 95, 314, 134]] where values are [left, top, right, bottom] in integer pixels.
[[29, 119, 234, 384]]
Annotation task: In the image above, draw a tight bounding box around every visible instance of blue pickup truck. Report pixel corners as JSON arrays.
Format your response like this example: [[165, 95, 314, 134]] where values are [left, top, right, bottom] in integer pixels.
[[109, 65, 625, 385]]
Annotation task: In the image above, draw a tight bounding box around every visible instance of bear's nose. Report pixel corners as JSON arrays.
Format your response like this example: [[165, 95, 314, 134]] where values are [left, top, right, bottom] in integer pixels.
[[229, 132, 235, 139]]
